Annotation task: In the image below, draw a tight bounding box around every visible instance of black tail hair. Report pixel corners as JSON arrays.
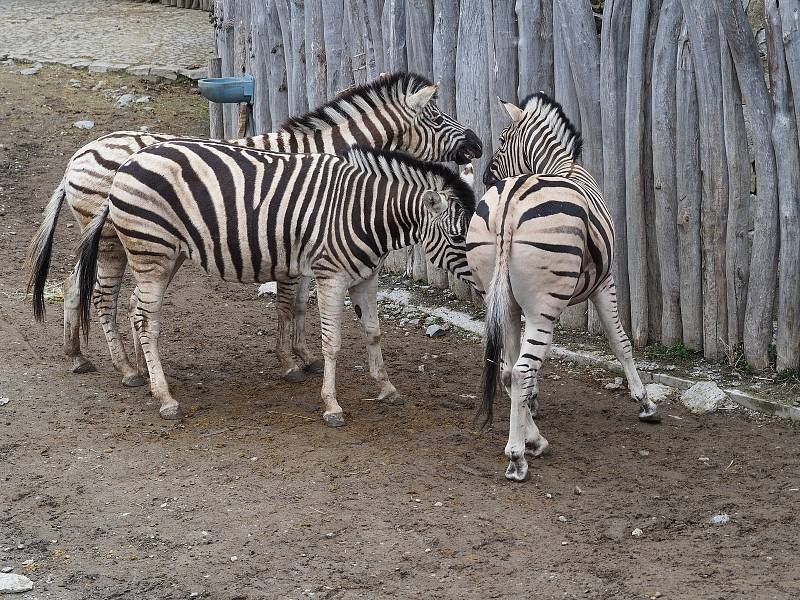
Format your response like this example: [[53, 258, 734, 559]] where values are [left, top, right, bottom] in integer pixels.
[[478, 298, 503, 429], [27, 181, 67, 321], [76, 202, 110, 340]]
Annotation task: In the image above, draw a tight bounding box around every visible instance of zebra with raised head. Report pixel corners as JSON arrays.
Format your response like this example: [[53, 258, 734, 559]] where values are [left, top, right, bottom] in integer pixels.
[[75, 141, 474, 425], [27, 72, 482, 386], [467, 93, 660, 482]]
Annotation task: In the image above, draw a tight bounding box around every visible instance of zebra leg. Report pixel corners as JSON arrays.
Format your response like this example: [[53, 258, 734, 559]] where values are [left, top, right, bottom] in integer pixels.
[[348, 274, 400, 405], [92, 244, 143, 387], [63, 265, 96, 374], [500, 304, 522, 407], [131, 279, 181, 420], [591, 277, 661, 423], [316, 277, 348, 427], [504, 318, 553, 482], [292, 276, 324, 374], [276, 280, 306, 383]]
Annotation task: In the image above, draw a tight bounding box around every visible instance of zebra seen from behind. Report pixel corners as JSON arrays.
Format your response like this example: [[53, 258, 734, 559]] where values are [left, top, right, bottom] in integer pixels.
[[468, 93, 660, 482], [76, 141, 475, 425], [27, 72, 482, 387]]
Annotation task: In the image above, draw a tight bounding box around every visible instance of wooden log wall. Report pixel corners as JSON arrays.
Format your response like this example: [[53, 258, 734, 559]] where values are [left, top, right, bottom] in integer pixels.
[[203, 0, 799, 373]]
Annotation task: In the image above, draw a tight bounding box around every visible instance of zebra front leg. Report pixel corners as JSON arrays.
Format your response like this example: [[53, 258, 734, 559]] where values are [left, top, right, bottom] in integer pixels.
[[63, 265, 96, 374], [275, 279, 306, 383], [316, 277, 348, 427], [131, 280, 181, 420], [348, 274, 400, 405], [93, 245, 143, 387], [505, 319, 551, 482], [591, 277, 661, 423], [292, 276, 324, 374]]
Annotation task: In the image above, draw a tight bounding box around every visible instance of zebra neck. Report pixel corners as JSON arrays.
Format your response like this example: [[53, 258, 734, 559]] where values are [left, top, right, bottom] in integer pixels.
[[371, 183, 423, 254]]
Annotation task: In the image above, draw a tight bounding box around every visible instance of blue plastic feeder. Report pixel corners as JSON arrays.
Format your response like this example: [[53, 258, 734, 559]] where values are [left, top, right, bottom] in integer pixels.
[[198, 73, 254, 104]]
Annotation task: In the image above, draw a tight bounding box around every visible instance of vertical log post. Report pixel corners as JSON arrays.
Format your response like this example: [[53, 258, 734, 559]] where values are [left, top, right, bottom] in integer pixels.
[[305, 0, 327, 107], [250, 0, 272, 135], [516, 0, 553, 99], [208, 57, 224, 138], [266, 0, 290, 129], [322, 0, 345, 93]]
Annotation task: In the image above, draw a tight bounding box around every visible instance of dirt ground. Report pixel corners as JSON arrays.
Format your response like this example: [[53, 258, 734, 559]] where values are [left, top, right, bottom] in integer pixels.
[[0, 64, 798, 600]]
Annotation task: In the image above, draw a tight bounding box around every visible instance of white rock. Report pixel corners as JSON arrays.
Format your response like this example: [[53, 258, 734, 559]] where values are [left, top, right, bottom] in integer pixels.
[[426, 324, 446, 338], [135, 95, 151, 104], [604, 377, 624, 390], [644, 383, 675, 403], [19, 63, 42, 76], [0, 573, 33, 593], [73, 120, 95, 130], [681, 381, 727, 414], [631, 528, 643, 537], [710, 513, 730, 526], [116, 93, 136, 107], [257, 282, 277, 296], [0, 398, 9, 407]]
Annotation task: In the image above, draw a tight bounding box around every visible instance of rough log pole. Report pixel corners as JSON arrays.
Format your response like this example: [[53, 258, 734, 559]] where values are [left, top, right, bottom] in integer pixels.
[[675, 22, 703, 351], [782, 2, 800, 143], [720, 28, 751, 352], [767, 0, 800, 371], [485, 0, 518, 142], [556, 0, 603, 334], [339, 4, 356, 89], [322, 0, 344, 93], [233, 0, 251, 136], [680, 0, 729, 361], [600, 0, 632, 333], [712, 0, 778, 369], [553, 3, 586, 330], [266, 0, 290, 129], [250, 0, 272, 135], [355, 0, 379, 81], [218, 0, 237, 137], [289, 0, 308, 114], [516, 0, 553, 99], [366, 0, 386, 75], [305, 0, 327, 108], [274, 1, 296, 112], [208, 57, 224, 138], [347, 0, 369, 85], [651, 0, 682, 346]]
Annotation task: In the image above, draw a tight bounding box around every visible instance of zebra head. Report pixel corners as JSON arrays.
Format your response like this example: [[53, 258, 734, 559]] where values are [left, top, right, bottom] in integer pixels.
[[483, 93, 583, 187], [397, 81, 483, 165]]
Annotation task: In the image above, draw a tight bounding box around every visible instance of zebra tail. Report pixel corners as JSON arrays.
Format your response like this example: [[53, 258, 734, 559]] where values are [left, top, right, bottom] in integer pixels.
[[27, 180, 67, 321], [76, 201, 110, 341], [478, 212, 514, 429]]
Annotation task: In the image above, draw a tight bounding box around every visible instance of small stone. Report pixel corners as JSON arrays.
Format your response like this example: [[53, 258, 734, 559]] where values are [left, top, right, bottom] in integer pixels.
[[644, 383, 675, 403], [418, 365, 425, 372], [19, 63, 43, 76], [324, 532, 335, 539], [561, 541, 568, 546], [135, 95, 151, 104], [1, 567, 12, 573], [631, 528, 643, 537], [91, 80, 106, 91], [116, 93, 136, 108], [545, 493, 552, 499], [0, 398, 9, 407], [426, 324, 446, 337], [0, 573, 34, 593], [710, 513, 730, 526], [574, 486, 583, 496], [681, 381, 727, 414], [433, 502, 443, 507], [137, 125, 150, 132], [15, 545, 24, 550], [230, 555, 238, 562], [546, 374, 561, 380], [638, 450, 650, 456], [73, 120, 95, 130], [20, 560, 33, 567], [558, 515, 567, 522], [189, 593, 200, 599], [604, 377, 624, 390]]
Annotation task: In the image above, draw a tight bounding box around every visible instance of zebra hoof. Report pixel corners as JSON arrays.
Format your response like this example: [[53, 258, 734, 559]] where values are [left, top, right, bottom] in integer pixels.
[[70, 357, 97, 374], [505, 459, 529, 482], [159, 404, 183, 421], [639, 410, 662, 424], [304, 359, 325, 374], [122, 373, 146, 388], [323, 411, 345, 427], [284, 368, 306, 384]]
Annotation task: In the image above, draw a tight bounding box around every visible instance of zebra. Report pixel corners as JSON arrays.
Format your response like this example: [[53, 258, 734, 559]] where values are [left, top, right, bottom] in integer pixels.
[[467, 93, 660, 482], [27, 72, 482, 387], [74, 141, 475, 425]]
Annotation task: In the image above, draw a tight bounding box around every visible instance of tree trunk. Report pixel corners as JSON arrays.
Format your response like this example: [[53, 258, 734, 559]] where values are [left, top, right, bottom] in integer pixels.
[[347, 0, 369, 85], [219, 0, 237, 137], [249, 0, 272, 134], [485, 0, 518, 142], [712, 0, 778, 369], [516, 0, 553, 99], [767, 0, 800, 372], [382, 0, 407, 72], [266, 0, 290, 129], [720, 28, 751, 352], [274, 1, 297, 113], [781, 2, 800, 146], [208, 57, 224, 138], [406, 0, 434, 77], [366, 0, 386, 75], [339, 4, 356, 89], [322, 0, 345, 93], [651, 0, 682, 346], [675, 22, 703, 351], [305, 0, 327, 108], [600, 0, 632, 333]]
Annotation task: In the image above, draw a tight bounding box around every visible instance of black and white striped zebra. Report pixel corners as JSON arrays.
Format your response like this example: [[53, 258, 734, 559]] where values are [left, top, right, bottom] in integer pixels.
[[27, 72, 482, 386], [467, 94, 660, 482], [75, 141, 474, 425]]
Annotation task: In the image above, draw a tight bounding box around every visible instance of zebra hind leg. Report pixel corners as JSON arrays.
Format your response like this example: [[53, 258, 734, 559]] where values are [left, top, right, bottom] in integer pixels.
[[275, 280, 306, 383], [316, 277, 349, 427], [591, 277, 661, 423], [349, 275, 400, 405], [63, 265, 97, 374], [292, 276, 324, 374]]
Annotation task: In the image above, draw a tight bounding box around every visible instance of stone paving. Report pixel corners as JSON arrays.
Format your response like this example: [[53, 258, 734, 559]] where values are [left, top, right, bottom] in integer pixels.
[[0, 0, 213, 80]]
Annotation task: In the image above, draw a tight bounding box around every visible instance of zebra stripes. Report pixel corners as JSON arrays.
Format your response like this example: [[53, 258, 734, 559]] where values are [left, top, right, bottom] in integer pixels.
[[467, 93, 660, 482], [76, 142, 474, 424], [27, 72, 482, 386]]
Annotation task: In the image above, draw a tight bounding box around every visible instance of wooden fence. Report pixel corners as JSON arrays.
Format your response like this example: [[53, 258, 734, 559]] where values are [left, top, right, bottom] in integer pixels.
[[129, 0, 213, 9], [208, 0, 800, 374]]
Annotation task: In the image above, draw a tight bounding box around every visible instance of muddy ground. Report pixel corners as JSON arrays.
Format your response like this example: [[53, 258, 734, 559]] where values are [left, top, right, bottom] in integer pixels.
[[0, 64, 798, 600]]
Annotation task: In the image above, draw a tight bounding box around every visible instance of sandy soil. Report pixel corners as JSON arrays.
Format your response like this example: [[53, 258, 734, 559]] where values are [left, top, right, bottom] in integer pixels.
[[0, 64, 798, 600]]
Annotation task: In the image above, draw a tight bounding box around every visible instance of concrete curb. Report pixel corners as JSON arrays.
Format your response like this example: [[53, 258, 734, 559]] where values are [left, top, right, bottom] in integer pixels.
[[2, 53, 207, 81], [378, 288, 800, 423]]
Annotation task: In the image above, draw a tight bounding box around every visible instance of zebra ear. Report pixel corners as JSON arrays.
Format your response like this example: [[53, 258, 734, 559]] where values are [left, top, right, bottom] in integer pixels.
[[422, 190, 447, 215], [408, 84, 439, 111], [500, 98, 525, 123]]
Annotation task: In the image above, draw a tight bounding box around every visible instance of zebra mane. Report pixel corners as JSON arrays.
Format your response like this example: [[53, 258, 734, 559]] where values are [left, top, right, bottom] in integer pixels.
[[279, 72, 435, 134], [344, 146, 476, 218], [519, 92, 583, 161]]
